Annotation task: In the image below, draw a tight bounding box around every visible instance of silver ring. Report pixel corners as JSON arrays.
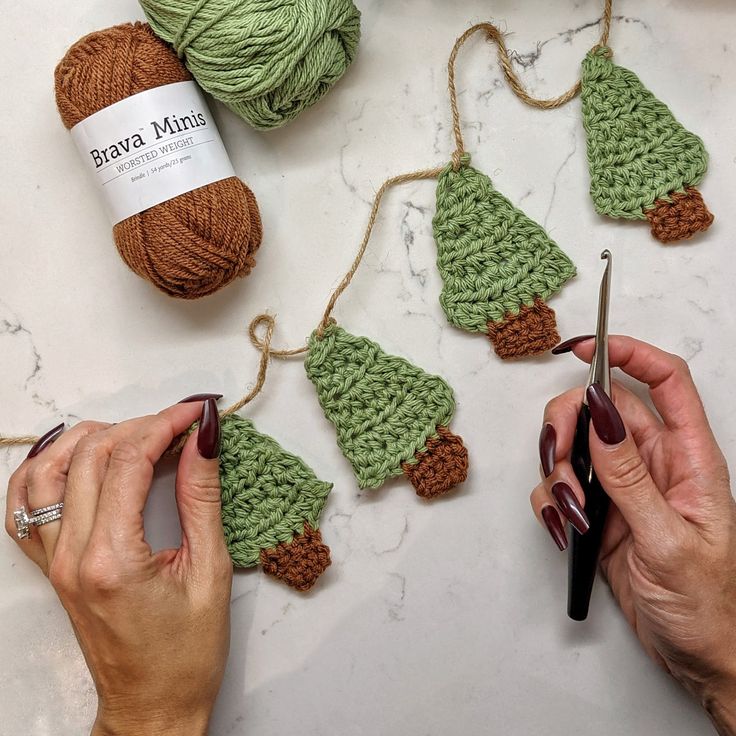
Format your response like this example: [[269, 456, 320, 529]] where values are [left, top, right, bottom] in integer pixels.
[[14, 502, 64, 540]]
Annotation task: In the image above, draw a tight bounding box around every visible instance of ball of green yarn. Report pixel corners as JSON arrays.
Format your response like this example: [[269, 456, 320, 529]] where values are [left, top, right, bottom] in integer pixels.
[[139, 0, 361, 130]]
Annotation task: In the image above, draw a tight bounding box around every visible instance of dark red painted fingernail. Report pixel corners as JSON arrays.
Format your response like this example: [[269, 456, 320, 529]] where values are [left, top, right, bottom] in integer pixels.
[[587, 383, 626, 445], [552, 481, 590, 534], [539, 423, 556, 478], [27, 423, 65, 459], [551, 335, 595, 355], [197, 398, 221, 459], [178, 393, 223, 404], [542, 506, 568, 551]]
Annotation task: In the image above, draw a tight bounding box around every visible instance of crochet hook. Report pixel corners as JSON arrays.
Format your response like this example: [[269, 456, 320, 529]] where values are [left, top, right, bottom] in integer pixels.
[[568, 250, 612, 621]]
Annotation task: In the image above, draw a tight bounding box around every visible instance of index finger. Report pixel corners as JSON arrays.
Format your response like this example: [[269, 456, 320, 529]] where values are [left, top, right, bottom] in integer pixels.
[[570, 335, 711, 434], [90, 402, 206, 546], [543, 382, 662, 467]]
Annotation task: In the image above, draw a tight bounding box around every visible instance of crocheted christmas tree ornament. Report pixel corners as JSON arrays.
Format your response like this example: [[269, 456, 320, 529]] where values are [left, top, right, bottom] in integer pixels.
[[219, 414, 332, 591], [433, 160, 576, 359], [304, 323, 468, 497], [581, 46, 713, 243]]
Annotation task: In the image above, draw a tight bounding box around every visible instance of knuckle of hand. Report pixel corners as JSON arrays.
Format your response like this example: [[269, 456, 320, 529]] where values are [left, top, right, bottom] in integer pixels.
[[653, 527, 693, 570], [48, 556, 76, 595], [73, 434, 108, 465], [79, 554, 120, 594], [671, 353, 692, 379], [109, 440, 143, 467], [206, 550, 233, 590], [543, 395, 562, 420], [76, 420, 106, 435], [8, 466, 24, 488], [609, 452, 650, 490], [529, 483, 544, 507], [215, 551, 234, 581], [150, 414, 175, 441], [27, 458, 65, 488], [185, 477, 222, 504]]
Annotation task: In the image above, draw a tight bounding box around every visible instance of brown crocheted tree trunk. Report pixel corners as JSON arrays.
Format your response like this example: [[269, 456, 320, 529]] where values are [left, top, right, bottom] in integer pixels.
[[260, 523, 331, 592], [645, 187, 714, 243], [402, 426, 468, 499], [487, 297, 560, 360]]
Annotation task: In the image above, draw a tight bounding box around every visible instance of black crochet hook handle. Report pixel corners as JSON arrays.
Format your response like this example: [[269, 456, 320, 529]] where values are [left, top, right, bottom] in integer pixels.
[[568, 402, 611, 621]]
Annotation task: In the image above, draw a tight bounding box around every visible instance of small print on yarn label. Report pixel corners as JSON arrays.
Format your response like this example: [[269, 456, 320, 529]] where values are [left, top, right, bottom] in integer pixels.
[[70, 81, 235, 225]]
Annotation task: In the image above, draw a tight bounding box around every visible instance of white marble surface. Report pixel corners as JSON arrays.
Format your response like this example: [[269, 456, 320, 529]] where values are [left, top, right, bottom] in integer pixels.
[[1, 0, 735, 733]]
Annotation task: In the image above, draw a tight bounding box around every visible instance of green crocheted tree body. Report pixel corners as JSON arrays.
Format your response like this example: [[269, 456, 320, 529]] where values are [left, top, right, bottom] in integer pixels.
[[304, 324, 455, 489], [581, 46, 709, 220], [219, 415, 332, 567], [433, 163, 576, 332]]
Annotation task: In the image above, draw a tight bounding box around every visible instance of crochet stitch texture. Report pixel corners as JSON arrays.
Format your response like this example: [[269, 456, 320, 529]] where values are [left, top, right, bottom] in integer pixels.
[[433, 161, 575, 345], [219, 415, 331, 570], [140, 0, 361, 130], [304, 323, 456, 489], [401, 426, 468, 499], [581, 46, 709, 220]]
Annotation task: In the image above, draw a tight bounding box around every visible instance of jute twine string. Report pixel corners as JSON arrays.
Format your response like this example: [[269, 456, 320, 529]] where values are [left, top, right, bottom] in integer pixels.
[[248, 165, 446, 359], [1, 1, 614, 447], [252, 0, 614, 354], [315, 166, 446, 337], [0, 435, 40, 448], [449, 0, 612, 168], [0, 315, 279, 452]]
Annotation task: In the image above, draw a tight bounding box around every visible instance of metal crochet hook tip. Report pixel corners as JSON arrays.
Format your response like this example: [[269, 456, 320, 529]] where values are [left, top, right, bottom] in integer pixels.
[[584, 251, 613, 402]]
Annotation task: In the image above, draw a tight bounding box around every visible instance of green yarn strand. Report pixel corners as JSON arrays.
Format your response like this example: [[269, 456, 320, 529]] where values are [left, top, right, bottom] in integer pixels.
[[304, 324, 455, 489], [433, 162, 576, 331], [581, 46, 709, 219], [219, 415, 332, 567], [140, 0, 361, 130]]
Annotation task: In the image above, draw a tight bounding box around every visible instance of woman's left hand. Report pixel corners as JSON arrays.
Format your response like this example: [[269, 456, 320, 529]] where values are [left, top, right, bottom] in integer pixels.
[[5, 398, 233, 736]]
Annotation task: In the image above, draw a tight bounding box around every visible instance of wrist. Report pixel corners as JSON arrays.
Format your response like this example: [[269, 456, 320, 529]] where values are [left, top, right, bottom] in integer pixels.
[[93, 705, 211, 736]]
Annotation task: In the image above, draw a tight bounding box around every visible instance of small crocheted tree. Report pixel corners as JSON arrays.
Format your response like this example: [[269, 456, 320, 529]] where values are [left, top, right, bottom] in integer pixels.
[[304, 323, 468, 498], [581, 46, 713, 243], [433, 159, 576, 359], [219, 415, 332, 591]]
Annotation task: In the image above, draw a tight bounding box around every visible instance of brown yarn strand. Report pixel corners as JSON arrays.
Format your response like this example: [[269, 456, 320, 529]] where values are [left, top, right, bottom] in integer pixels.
[[448, 0, 612, 166], [54, 22, 262, 299]]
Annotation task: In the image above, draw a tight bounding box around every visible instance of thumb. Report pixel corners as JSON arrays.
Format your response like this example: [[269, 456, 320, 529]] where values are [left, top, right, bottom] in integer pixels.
[[587, 384, 682, 543], [175, 399, 228, 566]]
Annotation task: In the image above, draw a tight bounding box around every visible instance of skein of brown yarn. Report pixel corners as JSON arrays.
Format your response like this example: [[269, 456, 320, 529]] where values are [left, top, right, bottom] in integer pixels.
[[54, 22, 262, 299]]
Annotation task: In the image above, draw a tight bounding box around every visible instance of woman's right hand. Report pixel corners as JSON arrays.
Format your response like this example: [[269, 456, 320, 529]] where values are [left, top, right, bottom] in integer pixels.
[[4, 397, 232, 735], [531, 336, 736, 735]]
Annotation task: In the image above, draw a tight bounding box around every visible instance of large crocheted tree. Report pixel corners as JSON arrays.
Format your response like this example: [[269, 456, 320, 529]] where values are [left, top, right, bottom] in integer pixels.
[[581, 46, 713, 243], [219, 415, 332, 591], [433, 159, 576, 359], [304, 323, 468, 498]]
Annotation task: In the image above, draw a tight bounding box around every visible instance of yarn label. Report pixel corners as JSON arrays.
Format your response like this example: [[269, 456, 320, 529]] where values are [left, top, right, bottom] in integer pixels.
[[69, 81, 235, 225]]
